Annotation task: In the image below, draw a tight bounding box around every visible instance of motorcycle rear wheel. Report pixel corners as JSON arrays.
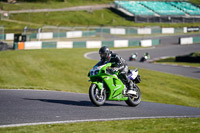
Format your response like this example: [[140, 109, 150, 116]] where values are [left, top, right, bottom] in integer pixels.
[[125, 85, 141, 106], [89, 83, 106, 106]]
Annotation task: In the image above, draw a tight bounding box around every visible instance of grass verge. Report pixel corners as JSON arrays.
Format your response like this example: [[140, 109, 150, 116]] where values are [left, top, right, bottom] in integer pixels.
[[0, 20, 42, 30], [0, 48, 199, 108], [1, 0, 199, 11], [0, 0, 112, 11], [0, 118, 200, 133], [8, 9, 200, 27]]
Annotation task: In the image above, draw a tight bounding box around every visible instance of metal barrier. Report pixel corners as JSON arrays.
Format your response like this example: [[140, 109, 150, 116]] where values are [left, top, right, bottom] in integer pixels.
[[1, 26, 200, 42], [0, 26, 4, 41], [134, 16, 200, 23]]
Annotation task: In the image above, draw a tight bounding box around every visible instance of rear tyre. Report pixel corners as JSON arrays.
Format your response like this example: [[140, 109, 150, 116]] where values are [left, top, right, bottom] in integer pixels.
[[125, 85, 141, 106], [89, 83, 106, 106]]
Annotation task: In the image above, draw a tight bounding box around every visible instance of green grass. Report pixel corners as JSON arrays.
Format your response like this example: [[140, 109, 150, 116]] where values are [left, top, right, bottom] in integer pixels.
[[190, 0, 200, 5], [0, 118, 200, 133], [0, 48, 200, 108], [0, 20, 41, 30], [10, 9, 126, 27], [0, 0, 113, 11], [0, 48, 94, 92], [7, 9, 200, 28], [1, 0, 199, 11]]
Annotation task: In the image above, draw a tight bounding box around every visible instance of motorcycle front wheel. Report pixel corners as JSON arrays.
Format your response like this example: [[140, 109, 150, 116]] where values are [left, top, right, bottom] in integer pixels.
[[125, 85, 141, 106], [89, 83, 106, 106]]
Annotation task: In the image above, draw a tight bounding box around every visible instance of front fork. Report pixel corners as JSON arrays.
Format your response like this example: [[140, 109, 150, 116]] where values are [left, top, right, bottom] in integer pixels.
[[92, 82, 105, 99]]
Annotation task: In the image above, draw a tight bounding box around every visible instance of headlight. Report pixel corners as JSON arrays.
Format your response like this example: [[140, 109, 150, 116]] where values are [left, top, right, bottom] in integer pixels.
[[94, 70, 99, 75], [90, 70, 99, 76], [90, 71, 94, 76]]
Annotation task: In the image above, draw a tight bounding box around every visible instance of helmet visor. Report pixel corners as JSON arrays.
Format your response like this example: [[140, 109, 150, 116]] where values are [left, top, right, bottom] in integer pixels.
[[100, 53, 107, 59]]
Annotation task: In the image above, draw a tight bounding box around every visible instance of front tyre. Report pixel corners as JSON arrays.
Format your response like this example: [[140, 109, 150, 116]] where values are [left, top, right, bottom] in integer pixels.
[[89, 83, 106, 106], [125, 85, 141, 106]]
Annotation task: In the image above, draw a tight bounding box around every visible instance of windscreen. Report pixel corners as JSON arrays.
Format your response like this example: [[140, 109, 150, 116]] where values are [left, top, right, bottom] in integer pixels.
[[94, 60, 108, 67]]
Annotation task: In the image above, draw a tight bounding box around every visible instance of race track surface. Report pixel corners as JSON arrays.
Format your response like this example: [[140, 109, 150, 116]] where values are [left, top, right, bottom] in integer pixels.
[[0, 90, 200, 127]]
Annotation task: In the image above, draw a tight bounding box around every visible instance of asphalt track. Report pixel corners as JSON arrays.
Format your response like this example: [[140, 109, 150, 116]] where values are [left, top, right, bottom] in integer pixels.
[[0, 89, 200, 127], [0, 35, 200, 127]]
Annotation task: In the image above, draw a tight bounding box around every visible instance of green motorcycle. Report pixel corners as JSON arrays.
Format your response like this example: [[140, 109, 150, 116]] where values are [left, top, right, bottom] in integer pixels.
[[88, 61, 141, 107]]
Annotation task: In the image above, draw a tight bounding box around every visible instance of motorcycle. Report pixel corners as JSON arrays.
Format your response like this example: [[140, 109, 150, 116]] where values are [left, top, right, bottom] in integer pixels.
[[140, 53, 150, 62], [129, 54, 137, 61], [139, 55, 148, 62], [88, 61, 141, 107]]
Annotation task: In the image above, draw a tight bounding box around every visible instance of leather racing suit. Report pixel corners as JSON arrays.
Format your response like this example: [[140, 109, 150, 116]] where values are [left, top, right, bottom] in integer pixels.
[[102, 51, 133, 91]]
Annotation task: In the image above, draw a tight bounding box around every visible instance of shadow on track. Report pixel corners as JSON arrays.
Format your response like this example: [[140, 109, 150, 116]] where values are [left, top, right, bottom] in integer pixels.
[[24, 98, 125, 107], [194, 71, 200, 73]]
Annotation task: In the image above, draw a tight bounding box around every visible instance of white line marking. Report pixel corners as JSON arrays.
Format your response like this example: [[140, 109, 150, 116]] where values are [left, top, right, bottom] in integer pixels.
[[84, 51, 98, 60], [183, 65, 190, 68], [0, 115, 200, 128]]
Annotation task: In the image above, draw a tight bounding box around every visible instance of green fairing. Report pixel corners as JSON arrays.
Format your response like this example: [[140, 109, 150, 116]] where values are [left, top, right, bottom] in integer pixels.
[[89, 63, 128, 101]]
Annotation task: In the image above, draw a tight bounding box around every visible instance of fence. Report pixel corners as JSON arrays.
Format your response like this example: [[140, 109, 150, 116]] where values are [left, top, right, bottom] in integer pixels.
[[1, 26, 200, 42], [134, 16, 200, 23], [13, 38, 160, 50], [180, 36, 200, 45], [0, 26, 4, 41]]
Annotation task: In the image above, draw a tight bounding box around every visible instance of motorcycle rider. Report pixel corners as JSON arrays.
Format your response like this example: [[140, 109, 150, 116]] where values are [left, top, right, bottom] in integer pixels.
[[130, 52, 138, 60], [144, 52, 150, 60], [99, 46, 136, 95]]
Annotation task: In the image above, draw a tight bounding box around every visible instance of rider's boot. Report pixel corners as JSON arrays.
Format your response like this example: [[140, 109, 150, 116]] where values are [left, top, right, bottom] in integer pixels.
[[127, 82, 137, 95]]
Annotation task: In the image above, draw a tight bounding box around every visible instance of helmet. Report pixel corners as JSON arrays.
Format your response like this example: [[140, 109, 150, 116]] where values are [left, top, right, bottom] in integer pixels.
[[135, 52, 138, 56], [99, 46, 111, 61]]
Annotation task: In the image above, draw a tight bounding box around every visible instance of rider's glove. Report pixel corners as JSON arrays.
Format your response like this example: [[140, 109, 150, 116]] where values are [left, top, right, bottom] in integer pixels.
[[112, 67, 119, 72]]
